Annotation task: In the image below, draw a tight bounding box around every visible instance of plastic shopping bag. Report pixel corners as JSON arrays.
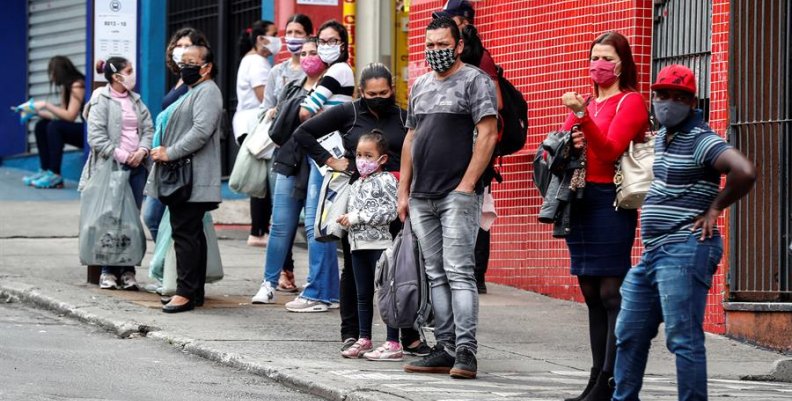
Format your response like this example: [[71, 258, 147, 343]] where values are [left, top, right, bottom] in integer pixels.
[[229, 132, 269, 198], [78, 161, 146, 266], [314, 170, 351, 243], [245, 113, 277, 160], [149, 208, 224, 295]]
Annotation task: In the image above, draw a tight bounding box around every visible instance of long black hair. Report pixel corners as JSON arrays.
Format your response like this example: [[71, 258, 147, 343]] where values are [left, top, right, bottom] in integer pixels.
[[460, 24, 484, 67], [317, 20, 349, 64], [47, 56, 84, 107], [239, 20, 275, 56]]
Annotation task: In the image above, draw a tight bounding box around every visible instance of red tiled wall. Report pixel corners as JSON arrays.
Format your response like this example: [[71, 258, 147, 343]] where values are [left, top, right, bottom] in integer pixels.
[[408, 0, 730, 333]]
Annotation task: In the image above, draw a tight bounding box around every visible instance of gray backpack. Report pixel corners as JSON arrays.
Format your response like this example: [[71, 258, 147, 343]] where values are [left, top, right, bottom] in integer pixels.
[[375, 219, 431, 334]]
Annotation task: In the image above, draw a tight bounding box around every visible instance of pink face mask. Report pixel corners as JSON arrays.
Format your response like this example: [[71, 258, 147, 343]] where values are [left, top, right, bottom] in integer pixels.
[[300, 55, 326, 77], [589, 59, 620, 87], [356, 156, 383, 177]]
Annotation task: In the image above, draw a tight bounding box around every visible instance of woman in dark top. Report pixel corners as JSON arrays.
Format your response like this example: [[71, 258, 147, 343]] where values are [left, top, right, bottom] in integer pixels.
[[292, 63, 430, 356], [142, 27, 209, 244]]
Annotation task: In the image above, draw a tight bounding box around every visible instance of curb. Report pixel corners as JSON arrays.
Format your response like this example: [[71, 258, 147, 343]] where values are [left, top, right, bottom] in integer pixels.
[[0, 281, 404, 401]]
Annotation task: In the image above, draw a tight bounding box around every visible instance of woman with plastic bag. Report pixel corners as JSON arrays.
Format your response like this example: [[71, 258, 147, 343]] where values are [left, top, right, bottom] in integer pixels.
[[79, 57, 153, 290], [147, 45, 224, 314]]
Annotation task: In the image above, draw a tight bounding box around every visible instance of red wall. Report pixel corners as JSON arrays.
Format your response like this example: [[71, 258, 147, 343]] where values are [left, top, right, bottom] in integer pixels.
[[408, 0, 731, 333]]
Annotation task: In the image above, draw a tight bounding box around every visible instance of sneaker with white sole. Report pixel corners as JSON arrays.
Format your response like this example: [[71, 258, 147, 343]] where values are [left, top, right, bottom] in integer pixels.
[[22, 169, 46, 186], [251, 282, 276, 304], [284, 296, 328, 312], [327, 302, 340, 309], [341, 338, 373, 358], [99, 273, 118, 290], [119, 271, 139, 291], [31, 170, 64, 189], [364, 341, 404, 361]]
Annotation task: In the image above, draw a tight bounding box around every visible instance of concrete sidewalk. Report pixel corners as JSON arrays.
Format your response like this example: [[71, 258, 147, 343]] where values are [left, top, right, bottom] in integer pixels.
[[1, 199, 791, 401]]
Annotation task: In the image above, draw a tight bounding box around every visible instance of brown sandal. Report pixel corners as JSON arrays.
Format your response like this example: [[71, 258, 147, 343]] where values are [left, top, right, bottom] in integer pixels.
[[277, 271, 298, 292]]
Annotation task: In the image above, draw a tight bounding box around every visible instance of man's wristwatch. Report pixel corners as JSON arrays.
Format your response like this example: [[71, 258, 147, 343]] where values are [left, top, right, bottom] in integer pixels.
[[574, 109, 586, 118]]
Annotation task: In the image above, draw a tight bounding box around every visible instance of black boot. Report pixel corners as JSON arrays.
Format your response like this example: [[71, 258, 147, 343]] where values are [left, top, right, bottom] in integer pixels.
[[581, 370, 614, 401], [565, 367, 600, 401]]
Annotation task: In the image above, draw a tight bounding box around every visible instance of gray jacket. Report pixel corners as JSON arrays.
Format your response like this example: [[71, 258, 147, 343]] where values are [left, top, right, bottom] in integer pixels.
[[78, 86, 154, 191], [145, 80, 224, 203]]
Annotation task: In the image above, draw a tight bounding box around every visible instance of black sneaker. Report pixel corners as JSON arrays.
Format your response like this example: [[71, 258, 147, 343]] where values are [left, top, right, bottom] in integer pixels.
[[449, 347, 477, 379], [403, 344, 455, 374], [403, 341, 432, 356]]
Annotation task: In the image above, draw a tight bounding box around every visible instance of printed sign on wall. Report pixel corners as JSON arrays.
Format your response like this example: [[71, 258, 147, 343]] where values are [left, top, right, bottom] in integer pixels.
[[93, 0, 137, 82]]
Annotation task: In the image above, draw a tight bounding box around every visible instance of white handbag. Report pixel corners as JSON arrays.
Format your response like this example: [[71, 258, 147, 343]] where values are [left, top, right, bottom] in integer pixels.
[[613, 135, 655, 209], [245, 113, 277, 160]]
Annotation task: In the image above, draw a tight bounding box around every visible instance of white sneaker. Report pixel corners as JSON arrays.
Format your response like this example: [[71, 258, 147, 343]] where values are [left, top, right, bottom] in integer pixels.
[[327, 302, 340, 309], [99, 273, 118, 290], [251, 282, 276, 304], [285, 296, 328, 313], [119, 271, 138, 291]]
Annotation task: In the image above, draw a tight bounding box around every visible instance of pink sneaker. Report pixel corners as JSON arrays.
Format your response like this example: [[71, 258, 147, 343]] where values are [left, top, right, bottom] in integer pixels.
[[341, 338, 373, 358], [364, 341, 404, 361]]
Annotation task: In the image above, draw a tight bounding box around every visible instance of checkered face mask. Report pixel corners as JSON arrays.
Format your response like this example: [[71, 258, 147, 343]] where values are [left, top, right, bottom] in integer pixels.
[[425, 47, 457, 73]]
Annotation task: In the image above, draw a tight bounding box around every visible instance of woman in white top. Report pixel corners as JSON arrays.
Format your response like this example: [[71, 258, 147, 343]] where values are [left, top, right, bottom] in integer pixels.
[[233, 19, 280, 247]]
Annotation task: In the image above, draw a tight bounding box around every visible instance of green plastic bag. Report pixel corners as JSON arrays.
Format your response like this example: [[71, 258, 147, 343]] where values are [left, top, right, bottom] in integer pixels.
[[229, 133, 269, 198], [79, 161, 146, 266], [149, 208, 224, 295]]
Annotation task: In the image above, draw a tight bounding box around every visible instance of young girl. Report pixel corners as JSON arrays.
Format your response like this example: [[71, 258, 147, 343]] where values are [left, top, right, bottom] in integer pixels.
[[337, 130, 405, 361], [80, 57, 153, 290]]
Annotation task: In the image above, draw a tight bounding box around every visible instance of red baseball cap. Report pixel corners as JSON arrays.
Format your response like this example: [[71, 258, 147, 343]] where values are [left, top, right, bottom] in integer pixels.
[[651, 64, 697, 95]]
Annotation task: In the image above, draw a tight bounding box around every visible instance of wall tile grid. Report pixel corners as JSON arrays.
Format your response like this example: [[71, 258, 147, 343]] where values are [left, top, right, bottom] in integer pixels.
[[408, 0, 729, 333]]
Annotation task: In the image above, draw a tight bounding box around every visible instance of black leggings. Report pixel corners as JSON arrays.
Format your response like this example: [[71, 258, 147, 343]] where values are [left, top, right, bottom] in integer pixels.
[[250, 195, 272, 237], [578, 275, 624, 373], [34, 119, 85, 175]]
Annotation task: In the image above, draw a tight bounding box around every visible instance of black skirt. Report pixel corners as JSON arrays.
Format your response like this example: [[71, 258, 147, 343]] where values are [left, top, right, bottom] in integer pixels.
[[565, 183, 637, 277]]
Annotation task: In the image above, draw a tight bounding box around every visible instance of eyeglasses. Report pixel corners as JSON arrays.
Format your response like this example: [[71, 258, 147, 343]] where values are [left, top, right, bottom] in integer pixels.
[[177, 63, 205, 69], [318, 38, 342, 46]]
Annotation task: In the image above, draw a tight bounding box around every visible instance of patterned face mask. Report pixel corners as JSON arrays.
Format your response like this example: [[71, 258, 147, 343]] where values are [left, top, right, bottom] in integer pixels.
[[425, 47, 457, 73]]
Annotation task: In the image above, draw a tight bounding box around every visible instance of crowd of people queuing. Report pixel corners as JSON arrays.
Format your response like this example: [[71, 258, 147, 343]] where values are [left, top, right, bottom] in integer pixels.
[[25, 0, 756, 398]]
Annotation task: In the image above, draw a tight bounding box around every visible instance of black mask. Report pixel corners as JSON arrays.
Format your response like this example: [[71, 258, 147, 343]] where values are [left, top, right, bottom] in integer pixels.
[[364, 96, 395, 114], [180, 64, 204, 86]]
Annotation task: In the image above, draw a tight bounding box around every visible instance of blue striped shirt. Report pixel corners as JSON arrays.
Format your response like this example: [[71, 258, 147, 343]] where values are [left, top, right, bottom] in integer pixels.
[[641, 110, 731, 250]]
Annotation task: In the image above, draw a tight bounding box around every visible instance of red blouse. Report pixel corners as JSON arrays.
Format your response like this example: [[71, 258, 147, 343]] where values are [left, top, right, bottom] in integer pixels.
[[561, 91, 649, 184]]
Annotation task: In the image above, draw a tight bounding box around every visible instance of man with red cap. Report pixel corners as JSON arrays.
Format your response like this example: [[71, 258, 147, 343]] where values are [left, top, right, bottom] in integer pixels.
[[613, 65, 756, 401]]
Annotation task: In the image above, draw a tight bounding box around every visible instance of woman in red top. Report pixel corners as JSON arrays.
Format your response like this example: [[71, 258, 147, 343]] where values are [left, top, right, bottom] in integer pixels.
[[559, 32, 648, 401]]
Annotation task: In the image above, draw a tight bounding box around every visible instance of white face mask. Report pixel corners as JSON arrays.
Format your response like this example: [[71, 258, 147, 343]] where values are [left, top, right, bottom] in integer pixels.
[[262, 36, 282, 56], [117, 73, 136, 91], [172, 47, 186, 64], [318, 44, 341, 64]]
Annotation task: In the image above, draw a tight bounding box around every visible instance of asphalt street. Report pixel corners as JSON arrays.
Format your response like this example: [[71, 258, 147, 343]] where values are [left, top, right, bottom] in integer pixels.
[[0, 301, 325, 401]]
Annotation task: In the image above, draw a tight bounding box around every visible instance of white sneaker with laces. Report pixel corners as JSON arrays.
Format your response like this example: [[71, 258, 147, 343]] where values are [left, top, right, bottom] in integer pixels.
[[119, 271, 138, 291], [251, 282, 276, 304], [99, 273, 118, 290], [285, 296, 328, 313]]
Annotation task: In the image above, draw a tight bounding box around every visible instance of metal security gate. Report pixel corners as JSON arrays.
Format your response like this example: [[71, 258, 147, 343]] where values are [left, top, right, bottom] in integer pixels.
[[652, 0, 712, 119], [27, 0, 87, 152], [167, 0, 262, 176], [729, 0, 792, 302]]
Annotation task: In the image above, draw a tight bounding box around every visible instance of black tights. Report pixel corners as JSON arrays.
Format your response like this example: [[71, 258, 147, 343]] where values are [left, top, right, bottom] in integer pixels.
[[577, 275, 624, 373]]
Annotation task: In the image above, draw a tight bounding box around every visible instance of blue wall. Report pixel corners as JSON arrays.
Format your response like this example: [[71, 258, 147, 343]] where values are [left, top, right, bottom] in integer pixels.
[[140, 0, 167, 117], [0, 2, 30, 158]]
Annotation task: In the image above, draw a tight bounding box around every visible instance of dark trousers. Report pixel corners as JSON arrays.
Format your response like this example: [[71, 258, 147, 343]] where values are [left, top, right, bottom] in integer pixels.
[[170, 202, 215, 300], [340, 236, 359, 340], [34, 119, 85, 175], [474, 228, 490, 286], [250, 195, 272, 237]]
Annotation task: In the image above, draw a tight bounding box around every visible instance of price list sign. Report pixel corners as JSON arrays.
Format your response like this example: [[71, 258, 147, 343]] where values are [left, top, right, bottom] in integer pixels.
[[93, 0, 137, 82]]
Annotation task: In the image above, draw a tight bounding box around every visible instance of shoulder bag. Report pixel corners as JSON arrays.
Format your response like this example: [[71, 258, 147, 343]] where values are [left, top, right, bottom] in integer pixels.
[[613, 93, 655, 209]]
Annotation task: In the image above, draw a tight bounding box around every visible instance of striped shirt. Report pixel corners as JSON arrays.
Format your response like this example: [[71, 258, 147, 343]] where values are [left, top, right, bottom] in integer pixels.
[[640, 110, 731, 250], [301, 62, 354, 114]]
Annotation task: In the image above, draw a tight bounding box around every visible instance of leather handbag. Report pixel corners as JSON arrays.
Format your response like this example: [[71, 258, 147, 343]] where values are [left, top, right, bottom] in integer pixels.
[[613, 135, 655, 209], [157, 157, 193, 206]]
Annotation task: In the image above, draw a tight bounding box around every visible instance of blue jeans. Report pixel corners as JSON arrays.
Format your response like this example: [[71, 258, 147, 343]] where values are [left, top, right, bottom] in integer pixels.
[[614, 233, 723, 401], [102, 164, 147, 275], [409, 191, 482, 354], [263, 172, 303, 286], [142, 195, 166, 242], [299, 161, 340, 303]]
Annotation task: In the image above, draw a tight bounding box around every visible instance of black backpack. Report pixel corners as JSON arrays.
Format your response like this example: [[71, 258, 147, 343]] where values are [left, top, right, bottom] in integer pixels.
[[268, 78, 309, 146], [494, 66, 528, 156]]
